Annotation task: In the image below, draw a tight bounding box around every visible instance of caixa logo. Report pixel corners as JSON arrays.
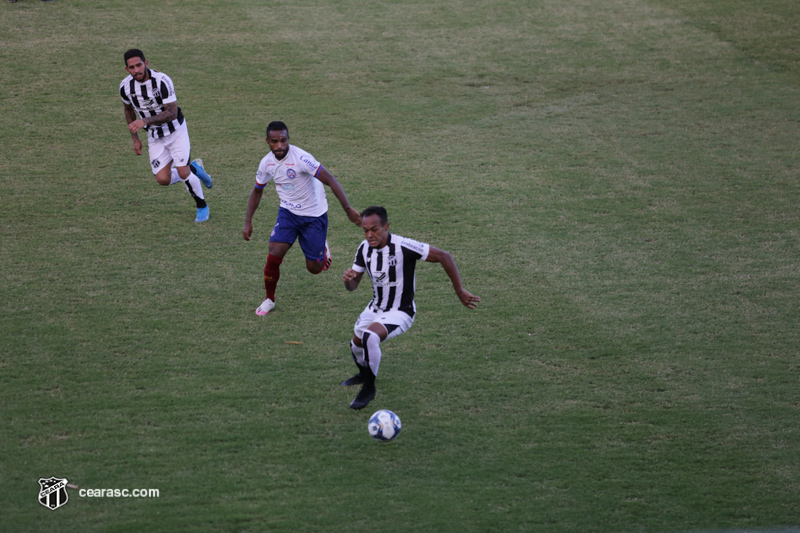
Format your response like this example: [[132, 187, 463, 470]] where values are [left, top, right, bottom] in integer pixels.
[[300, 155, 316, 169], [38, 477, 70, 510]]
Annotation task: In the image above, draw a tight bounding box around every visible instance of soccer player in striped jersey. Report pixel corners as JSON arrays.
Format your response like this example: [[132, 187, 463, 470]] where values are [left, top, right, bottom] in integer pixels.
[[341, 206, 480, 410], [242, 121, 362, 316], [119, 49, 213, 222]]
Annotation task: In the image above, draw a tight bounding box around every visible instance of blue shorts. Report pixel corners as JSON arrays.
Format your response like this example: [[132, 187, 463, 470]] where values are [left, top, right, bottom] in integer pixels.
[[270, 208, 328, 262]]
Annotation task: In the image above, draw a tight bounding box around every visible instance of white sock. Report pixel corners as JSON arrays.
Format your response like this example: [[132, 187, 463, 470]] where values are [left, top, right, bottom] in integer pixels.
[[169, 168, 182, 185], [183, 172, 205, 200], [362, 331, 381, 376], [351, 340, 365, 367]]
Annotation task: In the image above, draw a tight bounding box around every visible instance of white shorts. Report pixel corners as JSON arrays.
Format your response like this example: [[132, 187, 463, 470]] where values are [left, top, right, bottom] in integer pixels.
[[147, 121, 191, 174], [353, 306, 414, 341]]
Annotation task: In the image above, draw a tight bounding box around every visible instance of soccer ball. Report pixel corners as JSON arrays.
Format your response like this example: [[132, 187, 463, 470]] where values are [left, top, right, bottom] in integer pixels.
[[368, 409, 402, 442]]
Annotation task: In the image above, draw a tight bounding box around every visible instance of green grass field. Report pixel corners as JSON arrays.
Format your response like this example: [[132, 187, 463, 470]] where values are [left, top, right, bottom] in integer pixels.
[[2, 0, 799, 531]]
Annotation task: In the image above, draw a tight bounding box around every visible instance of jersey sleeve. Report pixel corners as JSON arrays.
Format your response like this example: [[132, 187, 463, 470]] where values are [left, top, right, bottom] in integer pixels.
[[296, 148, 322, 178], [119, 82, 131, 105], [254, 156, 272, 189], [157, 73, 177, 104], [399, 237, 430, 261], [351, 242, 368, 273]]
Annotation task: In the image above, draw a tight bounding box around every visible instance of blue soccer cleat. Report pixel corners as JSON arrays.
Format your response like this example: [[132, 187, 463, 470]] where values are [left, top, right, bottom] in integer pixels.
[[190, 159, 213, 189], [195, 206, 210, 223]]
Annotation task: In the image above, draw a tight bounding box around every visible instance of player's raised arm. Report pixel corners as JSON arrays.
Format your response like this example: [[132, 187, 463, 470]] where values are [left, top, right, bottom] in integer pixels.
[[315, 167, 361, 227], [425, 246, 481, 309]]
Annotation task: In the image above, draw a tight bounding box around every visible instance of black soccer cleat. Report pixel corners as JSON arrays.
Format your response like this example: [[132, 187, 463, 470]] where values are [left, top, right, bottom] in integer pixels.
[[340, 373, 364, 387], [340, 363, 368, 387], [349, 382, 376, 410]]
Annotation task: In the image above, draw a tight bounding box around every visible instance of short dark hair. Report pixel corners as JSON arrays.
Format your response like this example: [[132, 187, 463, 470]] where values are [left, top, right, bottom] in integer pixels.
[[123, 49, 146, 65], [266, 121, 289, 137], [361, 206, 388, 225]]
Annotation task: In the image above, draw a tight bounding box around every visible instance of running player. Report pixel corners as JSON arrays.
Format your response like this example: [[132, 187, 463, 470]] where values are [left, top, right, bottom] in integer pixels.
[[243, 121, 362, 316], [119, 49, 213, 222], [341, 206, 481, 410]]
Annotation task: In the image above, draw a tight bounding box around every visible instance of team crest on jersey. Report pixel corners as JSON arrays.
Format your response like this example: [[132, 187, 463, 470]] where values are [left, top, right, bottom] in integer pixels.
[[388, 255, 397, 267], [150, 87, 161, 99], [38, 477, 69, 511], [151, 158, 162, 169], [286, 169, 297, 179]]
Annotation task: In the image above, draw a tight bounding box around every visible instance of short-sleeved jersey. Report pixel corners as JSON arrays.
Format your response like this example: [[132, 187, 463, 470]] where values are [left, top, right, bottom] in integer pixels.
[[119, 69, 185, 140], [254, 145, 329, 218], [351, 233, 431, 317]]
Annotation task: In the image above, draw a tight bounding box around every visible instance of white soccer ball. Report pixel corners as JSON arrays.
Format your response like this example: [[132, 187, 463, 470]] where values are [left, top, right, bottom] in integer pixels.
[[368, 409, 402, 442]]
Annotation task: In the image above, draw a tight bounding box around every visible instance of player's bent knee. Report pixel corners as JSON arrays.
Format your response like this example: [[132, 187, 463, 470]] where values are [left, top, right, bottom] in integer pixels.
[[154, 168, 173, 186], [175, 166, 191, 180], [362, 330, 381, 351], [367, 323, 389, 341]]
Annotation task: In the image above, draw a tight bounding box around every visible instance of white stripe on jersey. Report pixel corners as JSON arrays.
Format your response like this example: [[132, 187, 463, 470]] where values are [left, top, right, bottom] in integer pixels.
[[119, 69, 185, 140], [351, 234, 431, 317]]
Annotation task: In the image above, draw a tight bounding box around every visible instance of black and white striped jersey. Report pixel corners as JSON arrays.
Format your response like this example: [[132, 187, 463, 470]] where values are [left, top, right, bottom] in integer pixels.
[[119, 69, 185, 140], [351, 234, 431, 317]]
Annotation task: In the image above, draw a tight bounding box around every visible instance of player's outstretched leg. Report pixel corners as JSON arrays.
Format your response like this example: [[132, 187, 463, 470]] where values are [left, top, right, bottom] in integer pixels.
[[350, 331, 379, 409], [187, 163, 210, 222], [342, 340, 367, 386], [349, 368, 375, 410], [181, 170, 209, 222], [322, 240, 332, 271], [190, 159, 213, 189], [257, 254, 282, 315]]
